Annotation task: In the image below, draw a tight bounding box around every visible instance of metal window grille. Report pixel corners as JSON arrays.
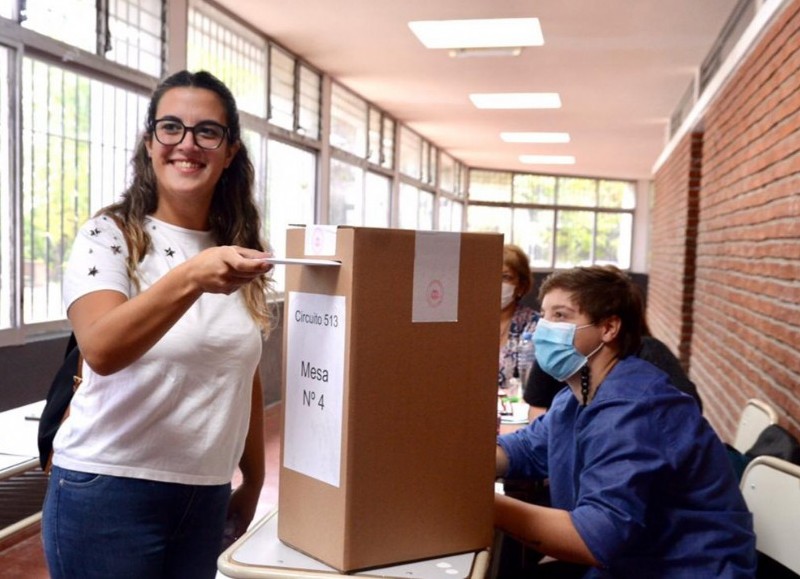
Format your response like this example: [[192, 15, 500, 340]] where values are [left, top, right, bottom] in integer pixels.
[[398, 126, 421, 180], [297, 64, 321, 139], [105, 0, 164, 77], [187, 0, 268, 119], [20, 58, 147, 325], [330, 83, 367, 158], [269, 45, 294, 131]]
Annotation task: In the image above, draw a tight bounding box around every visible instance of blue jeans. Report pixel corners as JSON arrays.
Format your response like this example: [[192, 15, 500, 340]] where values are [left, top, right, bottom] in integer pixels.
[[42, 466, 230, 579]]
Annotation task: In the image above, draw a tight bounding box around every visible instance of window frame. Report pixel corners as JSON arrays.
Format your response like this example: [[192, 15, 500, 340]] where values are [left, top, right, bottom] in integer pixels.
[[467, 168, 636, 270]]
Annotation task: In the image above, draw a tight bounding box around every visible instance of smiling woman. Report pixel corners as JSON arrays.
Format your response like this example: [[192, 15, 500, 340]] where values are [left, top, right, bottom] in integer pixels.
[[39, 70, 277, 579], [144, 84, 241, 230]]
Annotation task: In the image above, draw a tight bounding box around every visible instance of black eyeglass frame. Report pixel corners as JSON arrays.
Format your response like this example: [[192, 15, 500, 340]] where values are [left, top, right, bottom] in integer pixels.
[[150, 117, 231, 150]]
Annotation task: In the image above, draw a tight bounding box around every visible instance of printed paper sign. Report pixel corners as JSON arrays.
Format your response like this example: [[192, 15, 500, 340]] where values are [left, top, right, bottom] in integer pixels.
[[283, 291, 346, 487], [304, 225, 338, 256], [412, 232, 461, 323]]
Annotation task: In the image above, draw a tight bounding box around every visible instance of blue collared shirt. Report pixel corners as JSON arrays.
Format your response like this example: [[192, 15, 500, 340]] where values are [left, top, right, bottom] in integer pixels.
[[498, 356, 756, 578]]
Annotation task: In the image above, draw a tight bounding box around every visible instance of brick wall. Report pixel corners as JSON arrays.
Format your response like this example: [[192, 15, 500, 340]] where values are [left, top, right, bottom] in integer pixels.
[[650, 133, 701, 371], [650, 0, 800, 443]]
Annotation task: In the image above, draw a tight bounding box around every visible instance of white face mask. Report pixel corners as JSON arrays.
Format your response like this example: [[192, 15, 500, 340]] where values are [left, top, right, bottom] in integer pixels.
[[501, 282, 516, 310]]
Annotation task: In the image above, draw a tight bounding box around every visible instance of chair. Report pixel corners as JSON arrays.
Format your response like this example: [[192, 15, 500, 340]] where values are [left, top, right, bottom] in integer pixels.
[[740, 455, 800, 575], [733, 399, 779, 454]]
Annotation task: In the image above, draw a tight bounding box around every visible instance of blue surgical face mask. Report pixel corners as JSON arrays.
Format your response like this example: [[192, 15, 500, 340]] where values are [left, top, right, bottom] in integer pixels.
[[533, 318, 602, 382]]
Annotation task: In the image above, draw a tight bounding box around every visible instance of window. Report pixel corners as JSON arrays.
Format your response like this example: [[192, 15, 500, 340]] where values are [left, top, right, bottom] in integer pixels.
[[367, 107, 381, 165], [266, 140, 316, 291], [269, 45, 294, 130], [467, 169, 635, 269], [188, 0, 268, 118], [440, 153, 456, 193], [421, 140, 437, 185], [513, 174, 555, 204], [558, 177, 597, 207], [298, 64, 321, 139], [241, 129, 268, 211], [105, 0, 163, 77], [399, 126, 421, 179], [555, 210, 594, 267], [514, 208, 554, 269], [466, 205, 511, 240], [398, 183, 433, 231], [599, 179, 636, 209], [21, 0, 164, 77], [21, 0, 96, 53], [21, 58, 147, 325], [381, 115, 395, 170], [329, 159, 363, 225], [329, 161, 391, 227], [364, 172, 390, 227], [367, 107, 395, 170], [595, 212, 632, 268], [330, 84, 367, 157], [469, 170, 512, 203], [438, 197, 464, 232]]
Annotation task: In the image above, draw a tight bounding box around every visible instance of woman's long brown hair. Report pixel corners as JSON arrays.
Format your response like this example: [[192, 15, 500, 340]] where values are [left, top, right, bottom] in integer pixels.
[[99, 70, 275, 333]]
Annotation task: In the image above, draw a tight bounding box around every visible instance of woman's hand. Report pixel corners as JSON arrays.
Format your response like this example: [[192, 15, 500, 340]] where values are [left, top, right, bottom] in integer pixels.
[[186, 246, 272, 295], [224, 479, 262, 542]]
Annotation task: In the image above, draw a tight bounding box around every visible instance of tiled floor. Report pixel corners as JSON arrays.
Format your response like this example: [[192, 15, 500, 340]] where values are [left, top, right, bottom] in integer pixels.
[[0, 403, 282, 579]]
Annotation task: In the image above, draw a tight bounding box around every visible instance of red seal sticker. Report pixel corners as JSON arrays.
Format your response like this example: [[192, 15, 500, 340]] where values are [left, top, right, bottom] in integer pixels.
[[426, 279, 444, 308]]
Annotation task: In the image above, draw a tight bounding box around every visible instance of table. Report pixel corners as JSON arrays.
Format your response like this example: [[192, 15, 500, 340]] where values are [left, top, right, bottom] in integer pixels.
[[0, 400, 44, 479], [0, 400, 46, 540], [217, 509, 489, 579]]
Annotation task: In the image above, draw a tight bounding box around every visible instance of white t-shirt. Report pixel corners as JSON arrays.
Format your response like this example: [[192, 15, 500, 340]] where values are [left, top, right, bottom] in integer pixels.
[[55, 215, 263, 485]]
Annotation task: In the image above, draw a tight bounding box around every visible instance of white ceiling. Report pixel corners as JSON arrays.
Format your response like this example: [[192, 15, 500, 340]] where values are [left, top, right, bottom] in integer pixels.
[[214, 0, 737, 181]]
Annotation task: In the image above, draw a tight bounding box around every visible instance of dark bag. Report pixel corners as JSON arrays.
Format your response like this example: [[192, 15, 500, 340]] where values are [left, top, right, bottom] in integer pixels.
[[745, 424, 800, 466], [37, 333, 83, 472]]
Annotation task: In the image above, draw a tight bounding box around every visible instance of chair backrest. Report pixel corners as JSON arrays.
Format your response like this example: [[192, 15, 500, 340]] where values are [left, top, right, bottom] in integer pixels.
[[733, 398, 779, 453], [740, 455, 800, 574]]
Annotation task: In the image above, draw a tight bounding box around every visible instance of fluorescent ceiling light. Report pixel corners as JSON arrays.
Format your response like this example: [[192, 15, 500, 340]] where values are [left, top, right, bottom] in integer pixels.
[[470, 92, 562, 109], [408, 18, 543, 50], [501, 132, 571, 143], [520, 155, 576, 165], [449, 47, 524, 58]]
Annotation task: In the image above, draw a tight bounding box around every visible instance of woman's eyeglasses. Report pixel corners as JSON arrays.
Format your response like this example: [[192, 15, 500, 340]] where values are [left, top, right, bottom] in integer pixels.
[[151, 118, 229, 150]]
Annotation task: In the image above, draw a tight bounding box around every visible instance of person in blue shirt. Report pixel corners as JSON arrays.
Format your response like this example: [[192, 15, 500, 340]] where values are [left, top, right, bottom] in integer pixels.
[[495, 265, 756, 578]]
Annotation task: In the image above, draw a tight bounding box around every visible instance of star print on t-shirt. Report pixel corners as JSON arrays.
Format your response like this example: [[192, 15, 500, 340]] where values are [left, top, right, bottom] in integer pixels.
[[165, 247, 175, 257], [88, 266, 98, 276], [89, 228, 101, 236], [111, 245, 122, 254]]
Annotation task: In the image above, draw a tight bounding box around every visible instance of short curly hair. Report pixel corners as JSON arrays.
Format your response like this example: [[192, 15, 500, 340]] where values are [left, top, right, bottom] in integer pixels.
[[538, 265, 644, 358]]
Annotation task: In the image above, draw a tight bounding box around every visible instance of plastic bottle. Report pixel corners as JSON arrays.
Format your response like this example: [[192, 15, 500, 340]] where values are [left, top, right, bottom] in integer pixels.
[[518, 331, 535, 388]]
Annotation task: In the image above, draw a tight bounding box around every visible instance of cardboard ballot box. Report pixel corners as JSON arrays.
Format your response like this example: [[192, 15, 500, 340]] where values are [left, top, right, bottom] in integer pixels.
[[278, 226, 502, 573]]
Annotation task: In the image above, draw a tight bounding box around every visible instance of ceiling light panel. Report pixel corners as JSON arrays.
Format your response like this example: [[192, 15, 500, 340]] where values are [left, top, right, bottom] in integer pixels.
[[501, 132, 570, 143], [408, 18, 543, 50], [520, 155, 576, 165], [470, 93, 561, 109]]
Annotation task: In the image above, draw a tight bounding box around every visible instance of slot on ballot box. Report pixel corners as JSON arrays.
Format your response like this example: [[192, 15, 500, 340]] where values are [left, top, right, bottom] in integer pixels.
[[278, 225, 502, 572]]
